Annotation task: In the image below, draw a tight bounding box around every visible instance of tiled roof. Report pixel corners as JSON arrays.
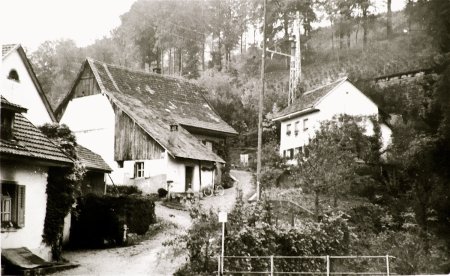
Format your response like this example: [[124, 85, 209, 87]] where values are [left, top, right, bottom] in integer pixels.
[[2, 44, 18, 57], [274, 77, 347, 120], [0, 98, 73, 164], [76, 145, 112, 172], [86, 59, 226, 163]]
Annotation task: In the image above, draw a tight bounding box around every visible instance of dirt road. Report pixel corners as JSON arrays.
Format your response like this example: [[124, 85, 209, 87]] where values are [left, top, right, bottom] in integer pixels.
[[54, 170, 254, 276]]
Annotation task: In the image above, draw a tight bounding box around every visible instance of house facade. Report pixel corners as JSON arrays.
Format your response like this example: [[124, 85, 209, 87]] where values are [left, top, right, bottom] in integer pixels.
[[56, 59, 237, 194], [0, 97, 73, 261], [273, 77, 392, 163], [1, 44, 56, 126]]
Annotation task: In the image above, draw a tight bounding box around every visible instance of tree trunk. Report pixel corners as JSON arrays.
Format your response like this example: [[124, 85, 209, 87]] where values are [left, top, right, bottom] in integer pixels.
[[387, 0, 393, 38], [314, 191, 320, 221], [363, 9, 368, 47]]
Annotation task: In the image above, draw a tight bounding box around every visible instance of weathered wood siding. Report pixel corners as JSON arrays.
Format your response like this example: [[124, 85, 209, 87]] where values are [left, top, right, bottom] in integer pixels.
[[73, 66, 100, 99], [112, 103, 164, 161]]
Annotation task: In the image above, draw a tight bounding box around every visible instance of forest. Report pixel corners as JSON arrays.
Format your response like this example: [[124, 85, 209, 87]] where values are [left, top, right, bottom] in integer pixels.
[[28, 0, 450, 274]]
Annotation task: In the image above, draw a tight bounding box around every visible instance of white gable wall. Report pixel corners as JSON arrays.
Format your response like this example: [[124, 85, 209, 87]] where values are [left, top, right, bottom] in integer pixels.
[[279, 80, 392, 159], [1, 50, 53, 126]]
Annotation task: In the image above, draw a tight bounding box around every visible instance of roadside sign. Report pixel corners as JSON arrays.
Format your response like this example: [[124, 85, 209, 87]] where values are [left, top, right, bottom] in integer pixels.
[[218, 211, 227, 223]]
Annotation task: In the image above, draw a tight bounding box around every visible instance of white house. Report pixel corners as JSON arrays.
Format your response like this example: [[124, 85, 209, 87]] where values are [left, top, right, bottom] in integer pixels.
[[56, 58, 237, 194], [1, 44, 56, 126], [0, 97, 73, 262], [273, 77, 392, 162]]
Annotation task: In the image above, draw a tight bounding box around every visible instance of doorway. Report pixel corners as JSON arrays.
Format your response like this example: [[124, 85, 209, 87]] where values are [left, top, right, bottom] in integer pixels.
[[185, 166, 194, 191]]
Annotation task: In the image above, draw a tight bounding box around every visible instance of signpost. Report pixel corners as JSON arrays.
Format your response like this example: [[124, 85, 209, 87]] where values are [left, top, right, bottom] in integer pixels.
[[218, 211, 227, 275]]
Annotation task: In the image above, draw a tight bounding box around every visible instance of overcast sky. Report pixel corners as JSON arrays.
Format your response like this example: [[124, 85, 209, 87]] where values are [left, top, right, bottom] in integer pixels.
[[1, 0, 405, 53], [0, 0, 137, 52]]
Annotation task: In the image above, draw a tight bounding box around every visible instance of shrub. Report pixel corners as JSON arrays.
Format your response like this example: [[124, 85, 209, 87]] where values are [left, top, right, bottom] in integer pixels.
[[69, 194, 156, 248], [158, 188, 168, 198], [106, 185, 142, 195]]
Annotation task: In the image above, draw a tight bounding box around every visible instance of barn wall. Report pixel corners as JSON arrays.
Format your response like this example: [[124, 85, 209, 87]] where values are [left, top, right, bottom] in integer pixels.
[[112, 104, 165, 161], [73, 66, 101, 99]]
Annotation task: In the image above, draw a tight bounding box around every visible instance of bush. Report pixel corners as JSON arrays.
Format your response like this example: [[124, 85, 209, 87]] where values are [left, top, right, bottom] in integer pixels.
[[106, 185, 142, 195], [69, 194, 156, 248], [158, 188, 168, 198]]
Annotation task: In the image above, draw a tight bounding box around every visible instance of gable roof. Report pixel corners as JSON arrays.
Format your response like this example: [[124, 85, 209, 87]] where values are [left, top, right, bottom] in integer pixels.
[[0, 97, 73, 165], [2, 44, 56, 122], [58, 59, 227, 163], [273, 77, 348, 121], [76, 145, 112, 172]]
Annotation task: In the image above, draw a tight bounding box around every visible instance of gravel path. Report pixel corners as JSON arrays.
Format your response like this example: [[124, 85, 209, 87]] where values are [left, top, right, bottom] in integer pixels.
[[54, 170, 254, 276]]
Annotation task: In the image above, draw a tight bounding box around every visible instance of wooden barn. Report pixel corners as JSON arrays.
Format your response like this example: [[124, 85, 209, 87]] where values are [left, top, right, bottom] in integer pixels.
[[56, 58, 237, 194]]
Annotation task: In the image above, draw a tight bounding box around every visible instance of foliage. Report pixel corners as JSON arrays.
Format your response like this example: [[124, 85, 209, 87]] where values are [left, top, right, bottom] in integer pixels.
[[70, 194, 156, 248], [291, 115, 381, 219], [39, 123, 85, 261], [172, 199, 352, 275], [106, 184, 142, 195]]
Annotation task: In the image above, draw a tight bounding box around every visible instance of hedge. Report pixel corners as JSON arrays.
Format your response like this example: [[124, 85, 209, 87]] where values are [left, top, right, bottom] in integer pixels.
[[69, 194, 156, 248]]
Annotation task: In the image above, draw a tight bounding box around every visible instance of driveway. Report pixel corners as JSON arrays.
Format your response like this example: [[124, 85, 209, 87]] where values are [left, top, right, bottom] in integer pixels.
[[53, 170, 254, 276]]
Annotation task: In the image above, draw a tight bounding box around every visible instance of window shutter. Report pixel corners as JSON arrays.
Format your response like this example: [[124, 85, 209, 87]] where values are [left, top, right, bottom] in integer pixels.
[[16, 185, 25, 227], [134, 162, 137, 178], [144, 162, 150, 178]]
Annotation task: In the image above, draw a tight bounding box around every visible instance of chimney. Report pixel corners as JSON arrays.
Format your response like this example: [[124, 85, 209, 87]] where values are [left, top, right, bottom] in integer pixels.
[[170, 124, 178, 132], [153, 68, 162, 74]]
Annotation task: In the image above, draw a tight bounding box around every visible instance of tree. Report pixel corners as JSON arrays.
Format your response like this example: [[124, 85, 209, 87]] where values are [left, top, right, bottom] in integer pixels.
[[31, 39, 83, 109], [386, 0, 392, 38], [292, 116, 376, 219]]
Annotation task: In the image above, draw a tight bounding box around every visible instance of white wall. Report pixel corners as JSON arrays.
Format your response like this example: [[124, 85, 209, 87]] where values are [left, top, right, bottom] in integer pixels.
[[1, 50, 53, 126], [279, 81, 391, 156], [0, 162, 52, 261], [166, 155, 214, 193]]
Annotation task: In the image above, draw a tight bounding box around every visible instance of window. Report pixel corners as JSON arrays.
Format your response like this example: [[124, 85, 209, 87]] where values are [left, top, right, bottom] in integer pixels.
[[294, 121, 300, 135], [286, 124, 292, 135], [117, 161, 124, 168], [7, 70, 19, 82], [134, 162, 145, 178], [303, 118, 309, 131], [289, 149, 294, 160], [1, 182, 25, 229], [304, 146, 310, 158], [1, 111, 14, 140], [283, 150, 287, 159]]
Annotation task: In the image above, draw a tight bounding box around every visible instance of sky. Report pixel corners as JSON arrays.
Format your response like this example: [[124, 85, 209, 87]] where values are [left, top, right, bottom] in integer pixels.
[[0, 0, 137, 52], [1, 0, 405, 54]]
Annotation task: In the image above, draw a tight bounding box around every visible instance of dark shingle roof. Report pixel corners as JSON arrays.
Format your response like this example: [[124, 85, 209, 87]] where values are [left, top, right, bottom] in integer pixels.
[[274, 77, 347, 120], [76, 145, 112, 172], [0, 98, 73, 164], [85, 59, 226, 163]]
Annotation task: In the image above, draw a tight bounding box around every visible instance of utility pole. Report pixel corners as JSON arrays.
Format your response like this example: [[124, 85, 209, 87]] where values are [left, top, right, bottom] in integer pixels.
[[256, 0, 267, 201]]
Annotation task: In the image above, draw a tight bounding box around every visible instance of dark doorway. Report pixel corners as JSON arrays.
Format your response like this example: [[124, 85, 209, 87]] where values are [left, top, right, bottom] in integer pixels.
[[185, 166, 194, 191]]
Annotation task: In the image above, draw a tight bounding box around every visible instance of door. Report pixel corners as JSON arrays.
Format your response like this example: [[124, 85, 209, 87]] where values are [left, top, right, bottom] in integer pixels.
[[185, 166, 194, 191]]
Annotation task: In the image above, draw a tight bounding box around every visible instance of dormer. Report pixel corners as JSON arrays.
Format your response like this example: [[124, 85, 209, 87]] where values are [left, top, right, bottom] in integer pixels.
[[0, 97, 27, 140]]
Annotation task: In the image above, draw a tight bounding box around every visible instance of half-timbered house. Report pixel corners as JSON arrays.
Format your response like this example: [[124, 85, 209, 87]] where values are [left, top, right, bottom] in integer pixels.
[[56, 59, 237, 194]]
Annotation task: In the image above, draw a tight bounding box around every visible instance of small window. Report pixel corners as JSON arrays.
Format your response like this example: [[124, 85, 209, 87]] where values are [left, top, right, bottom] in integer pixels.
[[1, 182, 25, 229], [303, 118, 309, 131], [7, 70, 19, 82], [294, 121, 300, 135], [170, 124, 178, 132], [286, 124, 292, 135], [283, 150, 287, 158], [117, 161, 124, 168], [289, 149, 294, 160], [134, 162, 145, 178], [304, 146, 310, 158]]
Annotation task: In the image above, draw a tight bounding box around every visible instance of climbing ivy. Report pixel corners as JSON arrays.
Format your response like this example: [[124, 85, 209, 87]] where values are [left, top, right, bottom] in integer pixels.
[[39, 123, 85, 261]]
